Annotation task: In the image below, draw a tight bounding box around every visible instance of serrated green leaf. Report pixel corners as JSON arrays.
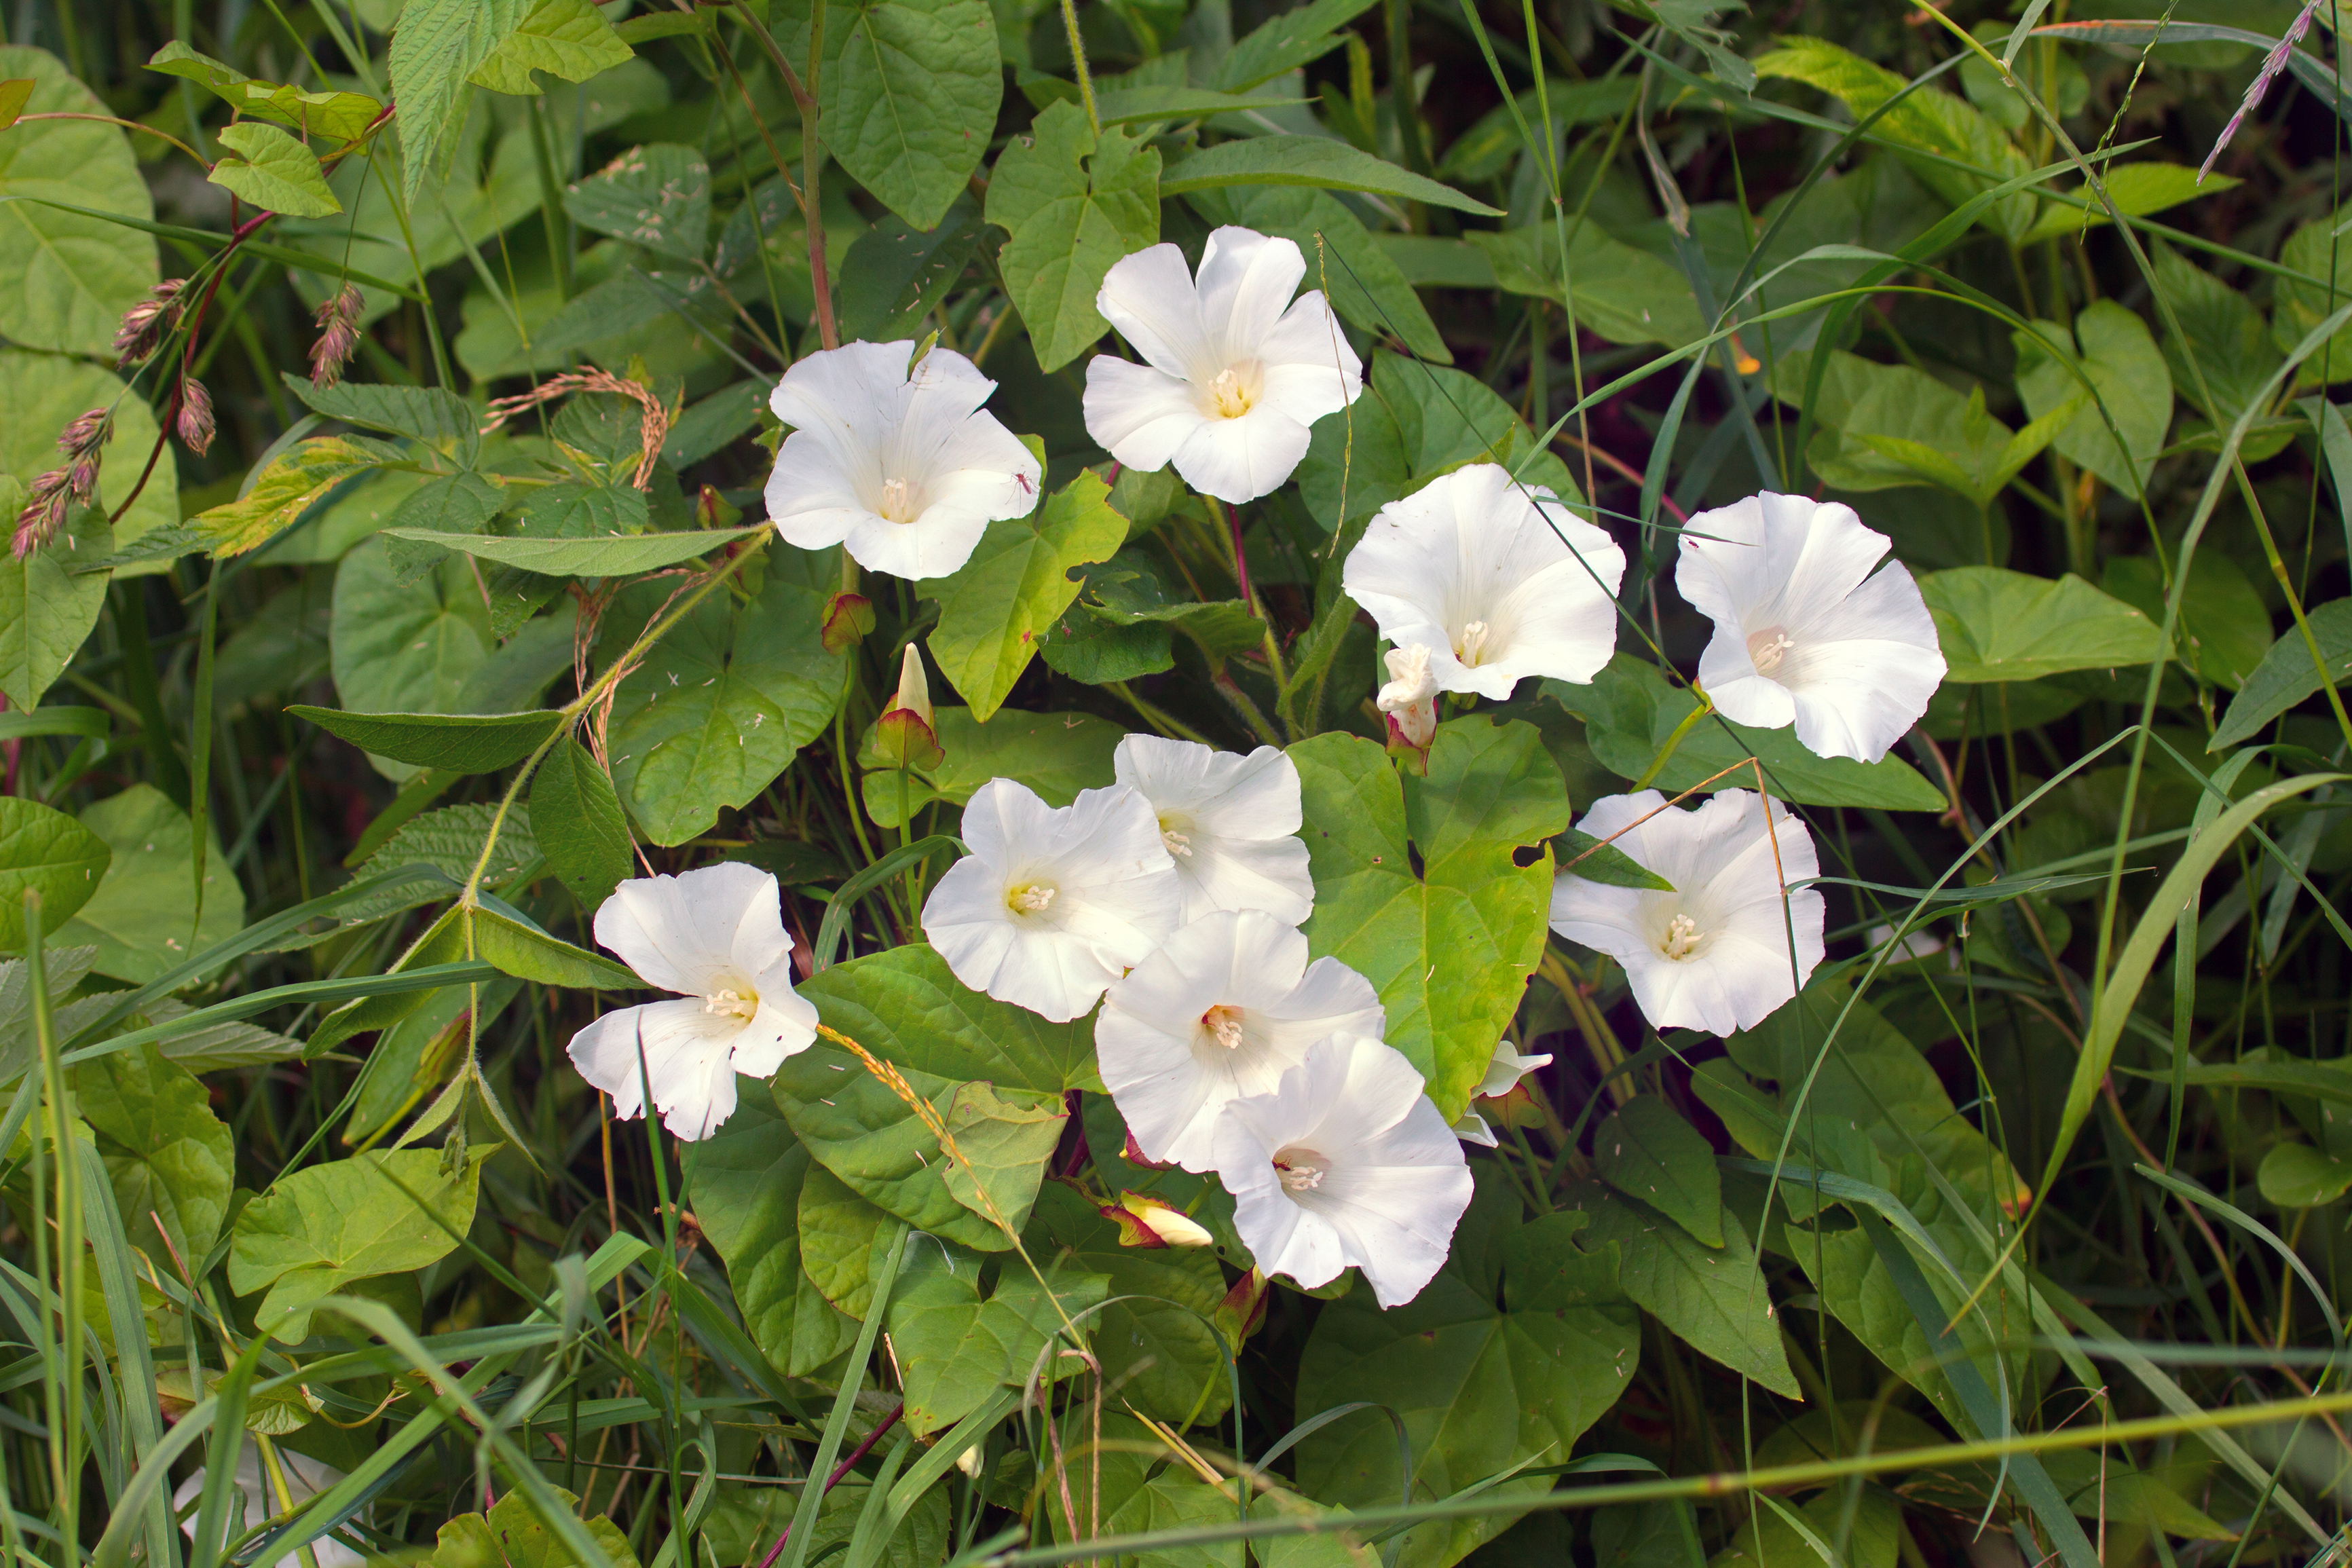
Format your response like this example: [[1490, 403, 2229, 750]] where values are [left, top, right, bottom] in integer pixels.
[[467, 0, 633, 96], [1921, 566, 2167, 683], [206, 121, 343, 218], [195, 436, 386, 557], [0, 796, 109, 951], [1292, 718, 1569, 1119], [227, 1146, 492, 1341], [1549, 656, 1947, 810], [985, 101, 1160, 370], [288, 705, 563, 774], [146, 41, 384, 142], [920, 470, 1125, 721], [284, 375, 483, 464], [1159, 135, 1501, 217], [0, 46, 160, 357], [389, 0, 534, 203], [564, 143, 709, 261]]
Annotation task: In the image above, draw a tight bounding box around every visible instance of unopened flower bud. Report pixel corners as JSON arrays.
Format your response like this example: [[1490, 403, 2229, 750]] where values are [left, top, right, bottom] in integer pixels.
[[1377, 642, 1439, 764], [66, 456, 98, 502], [111, 279, 185, 366], [871, 642, 944, 772], [821, 591, 875, 653], [1100, 1191, 1214, 1249], [176, 377, 214, 457], [697, 484, 741, 529], [1211, 1269, 1271, 1349]]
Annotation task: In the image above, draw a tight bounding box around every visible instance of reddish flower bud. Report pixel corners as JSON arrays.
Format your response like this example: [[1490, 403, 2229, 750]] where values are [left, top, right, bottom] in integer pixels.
[[176, 377, 215, 457], [309, 283, 365, 388], [10, 474, 69, 560], [821, 591, 876, 654], [1100, 1191, 1214, 1250]]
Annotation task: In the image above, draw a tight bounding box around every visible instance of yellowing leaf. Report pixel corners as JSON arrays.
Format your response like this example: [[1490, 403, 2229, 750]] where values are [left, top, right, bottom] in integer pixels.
[[194, 436, 384, 556]]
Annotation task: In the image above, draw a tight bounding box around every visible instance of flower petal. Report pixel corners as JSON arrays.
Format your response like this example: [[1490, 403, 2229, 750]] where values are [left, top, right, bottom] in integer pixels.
[[1083, 356, 1208, 474], [1170, 403, 1314, 504], [1096, 242, 1216, 379], [1196, 227, 1309, 363]]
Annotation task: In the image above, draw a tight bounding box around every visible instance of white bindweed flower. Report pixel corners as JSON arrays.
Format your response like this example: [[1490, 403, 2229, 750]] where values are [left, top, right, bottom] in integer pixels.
[[1548, 789, 1825, 1038], [1097, 910, 1384, 1170], [1676, 491, 1945, 764], [569, 864, 821, 1140], [922, 779, 1182, 1022], [1343, 464, 1627, 701], [1452, 1039, 1554, 1146], [1083, 226, 1363, 504], [1211, 1032, 1473, 1308], [765, 339, 1043, 580], [1376, 643, 1439, 750], [1112, 734, 1315, 925], [174, 1449, 362, 1568]]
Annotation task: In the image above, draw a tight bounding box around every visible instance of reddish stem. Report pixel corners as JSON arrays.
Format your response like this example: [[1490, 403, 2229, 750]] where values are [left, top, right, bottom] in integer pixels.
[[753, 1403, 905, 1568], [1225, 500, 1255, 613]]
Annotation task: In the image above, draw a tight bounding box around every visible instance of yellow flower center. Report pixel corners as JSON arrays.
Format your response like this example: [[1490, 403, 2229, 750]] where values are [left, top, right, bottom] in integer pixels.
[[1200, 1004, 1246, 1050], [1455, 619, 1495, 667], [705, 988, 760, 1019], [878, 477, 918, 524], [1748, 627, 1795, 675], [1007, 882, 1058, 913], [1658, 913, 1703, 962], [1274, 1150, 1328, 1192]]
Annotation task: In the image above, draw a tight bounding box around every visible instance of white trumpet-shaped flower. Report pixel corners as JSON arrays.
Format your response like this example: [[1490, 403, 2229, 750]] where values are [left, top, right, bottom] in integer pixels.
[[174, 1449, 363, 1568], [1083, 227, 1363, 504], [765, 339, 1043, 580], [1452, 1039, 1554, 1146], [1112, 734, 1315, 925], [1548, 789, 1825, 1038], [1211, 1032, 1473, 1308], [1343, 464, 1627, 701], [568, 863, 820, 1140], [922, 779, 1182, 1022], [1097, 909, 1385, 1170], [1676, 491, 1945, 764]]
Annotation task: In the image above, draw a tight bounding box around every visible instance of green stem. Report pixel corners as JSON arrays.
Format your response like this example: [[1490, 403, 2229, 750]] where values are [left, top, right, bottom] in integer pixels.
[[1632, 686, 1712, 791], [1060, 0, 1101, 133]]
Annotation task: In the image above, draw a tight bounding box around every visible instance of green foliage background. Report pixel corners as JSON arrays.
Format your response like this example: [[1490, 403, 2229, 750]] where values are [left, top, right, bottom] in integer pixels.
[[0, 1, 2349, 1567]]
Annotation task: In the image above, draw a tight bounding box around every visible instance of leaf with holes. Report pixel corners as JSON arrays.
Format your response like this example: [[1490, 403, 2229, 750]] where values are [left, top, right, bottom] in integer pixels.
[[1290, 718, 1569, 1119]]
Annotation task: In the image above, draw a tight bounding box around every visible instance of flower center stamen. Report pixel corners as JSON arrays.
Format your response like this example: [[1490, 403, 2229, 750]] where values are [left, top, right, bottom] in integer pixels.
[[1273, 1150, 1328, 1192], [1008, 883, 1058, 913], [1209, 367, 1254, 419], [1748, 628, 1795, 675], [1658, 913, 1703, 961], [878, 477, 917, 525], [1161, 821, 1193, 857], [705, 988, 760, 1019], [1455, 620, 1494, 666], [1201, 1004, 1246, 1050]]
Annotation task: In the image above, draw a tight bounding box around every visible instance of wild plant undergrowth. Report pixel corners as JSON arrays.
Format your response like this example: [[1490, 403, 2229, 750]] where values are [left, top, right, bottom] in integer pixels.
[[0, 3, 2347, 1568]]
